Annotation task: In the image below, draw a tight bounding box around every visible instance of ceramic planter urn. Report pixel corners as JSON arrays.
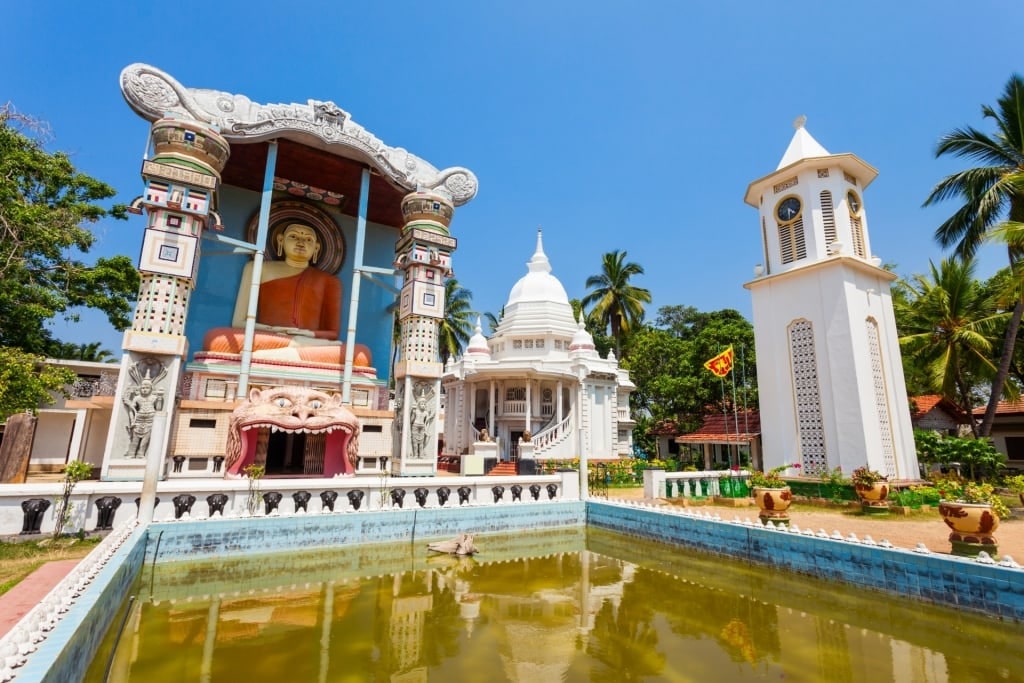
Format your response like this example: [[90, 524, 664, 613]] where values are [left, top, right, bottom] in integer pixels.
[[938, 501, 999, 556], [753, 486, 792, 525], [854, 481, 889, 514]]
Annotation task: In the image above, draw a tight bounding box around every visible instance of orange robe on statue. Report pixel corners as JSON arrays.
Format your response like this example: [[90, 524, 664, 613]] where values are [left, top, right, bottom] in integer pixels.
[[203, 269, 372, 367]]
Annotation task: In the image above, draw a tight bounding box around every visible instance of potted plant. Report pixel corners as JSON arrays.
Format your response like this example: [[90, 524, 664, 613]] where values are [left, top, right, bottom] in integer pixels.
[[850, 466, 889, 513], [935, 477, 1009, 557], [749, 464, 798, 525]]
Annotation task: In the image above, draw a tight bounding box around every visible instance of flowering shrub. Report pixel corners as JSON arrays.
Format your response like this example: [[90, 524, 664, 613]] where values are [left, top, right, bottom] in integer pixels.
[[1004, 474, 1024, 495], [934, 475, 1010, 519], [850, 466, 886, 487], [536, 457, 648, 485], [750, 463, 799, 488]]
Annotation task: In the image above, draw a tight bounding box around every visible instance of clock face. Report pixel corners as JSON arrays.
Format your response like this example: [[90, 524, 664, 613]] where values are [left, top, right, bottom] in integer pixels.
[[847, 191, 861, 215], [776, 197, 801, 222]]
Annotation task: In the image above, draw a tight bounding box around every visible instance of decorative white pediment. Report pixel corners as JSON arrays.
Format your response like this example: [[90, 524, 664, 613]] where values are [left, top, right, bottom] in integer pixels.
[[120, 63, 478, 205]]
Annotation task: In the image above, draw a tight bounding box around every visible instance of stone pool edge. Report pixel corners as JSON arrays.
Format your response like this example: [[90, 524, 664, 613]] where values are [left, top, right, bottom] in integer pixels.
[[7, 497, 1024, 682], [587, 500, 1024, 622]]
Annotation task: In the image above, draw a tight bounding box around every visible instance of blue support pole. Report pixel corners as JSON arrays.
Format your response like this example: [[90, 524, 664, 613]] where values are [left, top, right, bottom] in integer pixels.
[[342, 167, 371, 404], [237, 141, 278, 398]]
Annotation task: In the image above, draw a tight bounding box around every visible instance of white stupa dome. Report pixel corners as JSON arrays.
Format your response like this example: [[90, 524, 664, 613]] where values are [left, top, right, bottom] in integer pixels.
[[568, 320, 597, 357], [505, 230, 570, 307], [497, 230, 577, 336], [466, 316, 491, 358]]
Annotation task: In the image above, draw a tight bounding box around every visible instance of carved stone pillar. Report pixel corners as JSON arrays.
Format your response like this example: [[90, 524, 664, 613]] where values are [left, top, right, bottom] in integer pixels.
[[392, 191, 457, 476], [102, 118, 230, 481]]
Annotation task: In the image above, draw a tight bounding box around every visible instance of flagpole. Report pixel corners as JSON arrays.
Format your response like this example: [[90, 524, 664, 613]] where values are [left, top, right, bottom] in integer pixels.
[[741, 344, 749, 433], [719, 373, 729, 467], [730, 358, 740, 468], [704, 346, 736, 469], [741, 344, 749, 468]]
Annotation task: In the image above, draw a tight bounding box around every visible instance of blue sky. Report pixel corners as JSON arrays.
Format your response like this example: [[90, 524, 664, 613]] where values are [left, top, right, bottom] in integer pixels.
[[5, 1, 1023, 354]]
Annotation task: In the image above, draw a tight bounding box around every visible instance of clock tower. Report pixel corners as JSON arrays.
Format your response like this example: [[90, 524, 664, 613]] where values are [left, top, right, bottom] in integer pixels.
[[744, 118, 920, 481]]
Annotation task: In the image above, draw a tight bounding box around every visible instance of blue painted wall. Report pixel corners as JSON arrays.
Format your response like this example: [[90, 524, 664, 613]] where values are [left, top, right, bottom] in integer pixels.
[[186, 185, 398, 381], [144, 502, 585, 562]]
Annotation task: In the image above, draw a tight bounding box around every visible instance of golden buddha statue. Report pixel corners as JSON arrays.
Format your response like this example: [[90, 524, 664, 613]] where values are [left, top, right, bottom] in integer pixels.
[[202, 223, 372, 367]]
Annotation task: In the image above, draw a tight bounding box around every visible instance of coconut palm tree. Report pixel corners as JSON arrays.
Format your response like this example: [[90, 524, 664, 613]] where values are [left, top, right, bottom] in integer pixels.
[[483, 307, 504, 334], [893, 257, 1006, 434], [924, 73, 1024, 436], [582, 250, 652, 357], [438, 278, 474, 365], [47, 340, 116, 363]]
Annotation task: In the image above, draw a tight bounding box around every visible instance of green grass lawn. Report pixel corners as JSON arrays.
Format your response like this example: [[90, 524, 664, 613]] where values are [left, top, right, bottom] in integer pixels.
[[0, 536, 100, 596]]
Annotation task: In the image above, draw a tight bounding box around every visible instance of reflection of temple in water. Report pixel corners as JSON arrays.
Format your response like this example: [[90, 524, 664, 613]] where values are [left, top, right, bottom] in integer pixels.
[[100, 541, 968, 682]]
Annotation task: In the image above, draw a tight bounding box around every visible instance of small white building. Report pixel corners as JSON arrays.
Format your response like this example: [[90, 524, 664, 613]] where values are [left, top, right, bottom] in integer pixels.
[[442, 232, 635, 464], [6, 359, 119, 478]]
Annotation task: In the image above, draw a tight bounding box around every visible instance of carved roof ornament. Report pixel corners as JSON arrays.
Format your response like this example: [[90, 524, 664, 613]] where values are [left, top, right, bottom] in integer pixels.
[[120, 63, 479, 205]]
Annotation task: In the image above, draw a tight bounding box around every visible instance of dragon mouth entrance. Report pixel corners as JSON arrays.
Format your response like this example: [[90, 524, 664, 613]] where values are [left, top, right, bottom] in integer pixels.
[[232, 423, 354, 477], [225, 388, 361, 479]]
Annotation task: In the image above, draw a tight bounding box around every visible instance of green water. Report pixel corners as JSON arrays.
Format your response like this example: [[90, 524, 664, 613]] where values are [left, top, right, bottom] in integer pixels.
[[87, 528, 1024, 682]]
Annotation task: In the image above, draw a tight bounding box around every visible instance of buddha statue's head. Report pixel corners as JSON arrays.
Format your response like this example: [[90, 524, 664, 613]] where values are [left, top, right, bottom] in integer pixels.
[[276, 223, 321, 266]]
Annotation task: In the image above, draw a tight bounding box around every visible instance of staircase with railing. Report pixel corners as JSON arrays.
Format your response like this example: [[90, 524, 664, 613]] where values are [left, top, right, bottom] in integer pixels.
[[533, 411, 573, 457]]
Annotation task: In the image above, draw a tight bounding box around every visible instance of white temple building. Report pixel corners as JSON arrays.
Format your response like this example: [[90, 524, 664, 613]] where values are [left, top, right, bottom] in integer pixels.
[[442, 232, 635, 466]]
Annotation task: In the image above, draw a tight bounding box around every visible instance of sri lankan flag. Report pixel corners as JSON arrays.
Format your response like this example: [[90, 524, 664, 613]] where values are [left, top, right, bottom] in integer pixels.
[[703, 346, 734, 378]]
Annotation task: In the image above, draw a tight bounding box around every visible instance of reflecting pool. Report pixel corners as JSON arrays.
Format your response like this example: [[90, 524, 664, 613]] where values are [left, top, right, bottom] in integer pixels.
[[86, 527, 1024, 682]]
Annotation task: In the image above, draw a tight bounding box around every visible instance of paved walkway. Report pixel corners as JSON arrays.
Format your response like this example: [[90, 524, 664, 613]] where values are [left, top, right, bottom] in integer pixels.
[[0, 559, 81, 638]]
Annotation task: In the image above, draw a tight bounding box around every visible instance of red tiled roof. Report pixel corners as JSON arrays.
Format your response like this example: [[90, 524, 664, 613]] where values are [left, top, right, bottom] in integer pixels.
[[676, 411, 760, 443], [973, 399, 1024, 417], [648, 419, 684, 436], [909, 394, 969, 423]]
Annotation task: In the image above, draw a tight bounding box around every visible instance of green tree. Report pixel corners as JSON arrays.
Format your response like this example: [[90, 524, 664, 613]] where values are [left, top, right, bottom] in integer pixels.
[[0, 105, 139, 355], [924, 74, 1024, 436], [913, 429, 1006, 481], [0, 347, 75, 421], [893, 257, 1005, 433], [625, 308, 757, 427], [582, 250, 652, 357], [438, 278, 474, 365], [653, 305, 702, 339], [625, 327, 696, 422]]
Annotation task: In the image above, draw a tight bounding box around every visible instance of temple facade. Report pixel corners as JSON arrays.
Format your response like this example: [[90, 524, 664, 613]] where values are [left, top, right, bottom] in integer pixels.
[[441, 232, 635, 467], [65, 64, 478, 481]]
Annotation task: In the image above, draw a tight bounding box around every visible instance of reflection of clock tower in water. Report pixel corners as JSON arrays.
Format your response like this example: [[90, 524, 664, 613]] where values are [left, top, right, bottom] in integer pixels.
[[392, 191, 457, 476], [744, 117, 919, 481]]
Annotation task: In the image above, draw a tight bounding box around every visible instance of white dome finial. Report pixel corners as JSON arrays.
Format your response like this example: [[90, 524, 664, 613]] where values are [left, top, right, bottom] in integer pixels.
[[793, 115, 807, 130], [527, 227, 552, 275]]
